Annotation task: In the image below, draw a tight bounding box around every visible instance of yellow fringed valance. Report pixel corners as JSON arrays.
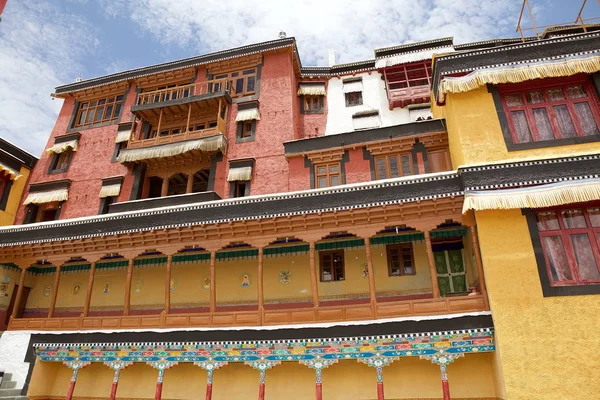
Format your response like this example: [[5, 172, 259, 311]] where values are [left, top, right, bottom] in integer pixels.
[[99, 183, 122, 198], [439, 55, 600, 102], [227, 166, 253, 182], [297, 84, 326, 96], [23, 188, 69, 205], [46, 139, 78, 155], [235, 108, 260, 122], [116, 135, 227, 163], [115, 130, 131, 144], [462, 179, 600, 214], [0, 162, 21, 181]]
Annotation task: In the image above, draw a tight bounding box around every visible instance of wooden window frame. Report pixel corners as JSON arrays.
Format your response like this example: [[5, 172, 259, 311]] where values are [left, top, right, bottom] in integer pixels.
[[212, 68, 257, 98], [499, 77, 600, 145], [73, 95, 124, 128], [302, 95, 324, 114], [535, 205, 600, 287], [345, 91, 363, 107], [386, 243, 416, 276], [319, 250, 345, 282], [374, 153, 414, 180], [48, 150, 73, 174], [236, 120, 256, 142], [314, 162, 341, 189], [231, 181, 248, 198]]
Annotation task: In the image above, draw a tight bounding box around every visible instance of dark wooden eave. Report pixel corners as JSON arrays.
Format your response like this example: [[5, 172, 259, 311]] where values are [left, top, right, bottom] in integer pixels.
[[0, 138, 38, 170]]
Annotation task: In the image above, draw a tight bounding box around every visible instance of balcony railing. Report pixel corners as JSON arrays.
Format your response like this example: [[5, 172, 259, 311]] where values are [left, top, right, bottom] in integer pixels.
[[388, 85, 431, 109], [137, 79, 232, 106], [127, 125, 223, 150]]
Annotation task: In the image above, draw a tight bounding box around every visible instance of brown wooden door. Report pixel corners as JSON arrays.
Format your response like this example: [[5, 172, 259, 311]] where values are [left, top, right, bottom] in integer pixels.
[[4, 285, 30, 326]]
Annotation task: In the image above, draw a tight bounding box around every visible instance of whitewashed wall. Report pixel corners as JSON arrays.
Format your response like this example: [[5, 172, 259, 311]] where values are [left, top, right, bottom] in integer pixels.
[[325, 72, 410, 135], [0, 331, 31, 389]]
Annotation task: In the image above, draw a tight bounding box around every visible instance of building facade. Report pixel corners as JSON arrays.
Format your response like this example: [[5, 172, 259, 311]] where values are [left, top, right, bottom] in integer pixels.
[[0, 26, 599, 400]]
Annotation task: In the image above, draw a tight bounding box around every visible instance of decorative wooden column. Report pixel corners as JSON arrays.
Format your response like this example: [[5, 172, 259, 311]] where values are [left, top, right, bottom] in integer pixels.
[[48, 264, 62, 318], [156, 109, 163, 137], [82, 261, 96, 317], [186, 174, 194, 194], [364, 240, 377, 317], [11, 266, 27, 320], [209, 250, 216, 313], [104, 361, 133, 400], [424, 231, 441, 298], [420, 351, 464, 400], [165, 254, 173, 314], [308, 241, 319, 308], [63, 361, 90, 400], [124, 258, 134, 316], [244, 361, 280, 400], [470, 225, 488, 301], [194, 361, 228, 400], [147, 361, 178, 400], [161, 177, 169, 197], [257, 247, 264, 324], [185, 103, 193, 133], [300, 358, 338, 400], [358, 357, 398, 400]]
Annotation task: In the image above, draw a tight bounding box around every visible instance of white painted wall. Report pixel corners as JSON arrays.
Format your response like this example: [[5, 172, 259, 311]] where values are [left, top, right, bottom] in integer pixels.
[[325, 71, 411, 135], [0, 331, 31, 389]]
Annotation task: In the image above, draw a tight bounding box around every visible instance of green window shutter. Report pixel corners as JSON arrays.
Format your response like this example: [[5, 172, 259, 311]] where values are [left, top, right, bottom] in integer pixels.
[[370, 232, 424, 245], [264, 244, 310, 257], [172, 252, 211, 264], [315, 239, 365, 251]]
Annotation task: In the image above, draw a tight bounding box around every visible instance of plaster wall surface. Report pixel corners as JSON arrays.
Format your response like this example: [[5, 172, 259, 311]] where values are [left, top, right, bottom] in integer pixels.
[[325, 72, 410, 136], [0, 165, 30, 226], [476, 209, 600, 399], [0, 330, 31, 389]]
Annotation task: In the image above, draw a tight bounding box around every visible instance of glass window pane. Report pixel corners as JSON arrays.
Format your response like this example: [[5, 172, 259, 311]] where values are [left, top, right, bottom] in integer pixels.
[[86, 109, 95, 124], [587, 208, 600, 227], [247, 77, 255, 92], [401, 155, 411, 176], [570, 234, 600, 280], [532, 108, 555, 141], [104, 105, 114, 119], [317, 166, 326, 174], [567, 85, 586, 99], [376, 158, 387, 179], [98, 99, 106, 105], [114, 103, 122, 117], [545, 88, 565, 102], [561, 209, 587, 228], [235, 78, 244, 94], [504, 94, 524, 107], [330, 176, 339, 186], [116, 95, 124, 101], [389, 156, 399, 177], [573, 102, 600, 136], [329, 165, 338, 173], [553, 105, 577, 138], [243, 69, 255, 75], [95, 106, 104, 122], [526, 91, 545, 104], [510, 110, 532, 143], [542, 236, 573, 282], [78, 110, 87, 125], [318, 177, 327, 188], [536, 211, 560, 231]]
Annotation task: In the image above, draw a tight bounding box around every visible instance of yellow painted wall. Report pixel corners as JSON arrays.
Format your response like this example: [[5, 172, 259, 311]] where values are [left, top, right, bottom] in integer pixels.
[[212, 363, 259, 399], [441, 87, 600, 168], [371, 243, 433, 296], [72, 362, 113, 398], [163, 363, 207, 399], [476, 209, 600, 399], [130, 266, 165, 308], [116, 363, 158, 399], [90, 268, 127, 309], [0, 267, 23, 311], [0, 166, 30, 226], [55, 272, 88, 310], [317, 248, 370, 299], [215, 259, 258, 305], [171, 263, 210, 307], [27, 359, 60, 397], [263, 255, 313, 303], [24, 274, 54, 312]]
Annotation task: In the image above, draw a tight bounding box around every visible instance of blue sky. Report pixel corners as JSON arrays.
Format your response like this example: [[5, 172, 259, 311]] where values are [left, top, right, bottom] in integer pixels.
[[1, 0, 599, 156]]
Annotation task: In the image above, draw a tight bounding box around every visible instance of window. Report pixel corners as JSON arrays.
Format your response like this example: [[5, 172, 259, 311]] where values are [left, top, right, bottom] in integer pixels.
[[0, 174, 12, 211], [99, 196, 115, 215], [536, 206, 600, 287], [49, 150, 72, 174], [345, 91, 363, 107], [211, 68, 257, 98], [302, 96, 324, 114], [112, 142, 127, 162], [232, 181, 247, 198], [320, 250, 345, 282], [315, 162, 341, 188], [374, 154, 413, 180], [238, 121, 254, 139], [74, 95, 124, 128], [501, 80, 600, 144], [386, 244, 415, 276]]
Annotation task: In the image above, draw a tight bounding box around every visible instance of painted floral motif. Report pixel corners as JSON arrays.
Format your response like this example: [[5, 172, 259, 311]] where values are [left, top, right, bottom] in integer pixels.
[[278, 270, 291, 284]]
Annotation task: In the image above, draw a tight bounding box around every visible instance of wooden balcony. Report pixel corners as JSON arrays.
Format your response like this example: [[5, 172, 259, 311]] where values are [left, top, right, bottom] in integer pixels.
[[136, 79, 231, 107], [127, 121, 225, 150], [388, 85, 431, 109], [7, 294, 488, 331]]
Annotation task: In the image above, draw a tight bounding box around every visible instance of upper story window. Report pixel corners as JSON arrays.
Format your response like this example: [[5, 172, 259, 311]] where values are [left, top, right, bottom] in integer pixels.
[[74, 95, 124, 128], [49, 151, 72, 173], [0, 173, 12, 211], [387, 243, 415, 276], [298, 83, 326, 114], [375, 153, 413, 180], [343, 79, 363, 107], [536, 206, 600, 287], [500, 79, 600, 145], [320, 250, 345, 282], [212, 68, 257, 98], [303, 96, 324, 114], [315, 162, 341, 188], [235, 102, 260, 142]]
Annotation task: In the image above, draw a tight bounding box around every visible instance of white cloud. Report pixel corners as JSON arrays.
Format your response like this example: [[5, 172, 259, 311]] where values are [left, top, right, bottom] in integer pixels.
[[0, 1, 98, 156], [101, 0, 520, 65]]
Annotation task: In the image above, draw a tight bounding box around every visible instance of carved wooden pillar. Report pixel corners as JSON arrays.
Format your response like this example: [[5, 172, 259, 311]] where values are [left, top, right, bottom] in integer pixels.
[[257, 247, 264, 324], [209, 250, 216, 313], [245, 361, 280, 400], [63, 361, 90, 400], [124, 258, 134, 316], [165, 254, 173, 314], [194, 361, 228, 400], [420, 352, 464, 400], [440, 364, 451, 400], [300, 359, 338, 400], [83, 261, 96, 317], [104, 361, 132, 400], [161, 177, 169, 197], [147, 362, 177, 400], [11, 266, 27, 320], [364, 240, 377, 317], [308, 241, 319, 308], [186, 173, 194, 194], [48, 264, 62, 318], [470, 225, 489, 302], [424, 231, 441, 298]]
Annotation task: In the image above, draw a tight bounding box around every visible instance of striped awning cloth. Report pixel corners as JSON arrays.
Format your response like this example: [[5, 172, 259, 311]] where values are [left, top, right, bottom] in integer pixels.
[[297, 83, 326, 96], [343, 80, 363, 93], [23, 188, 69, 205], [227, 166, 253, 182], [235, 108, 260, 122], [99, 183, 122, 198], [46, 139, 78, 155], [0, 162, 21, 180], [116, 135, 227, 163], [115, 130, 131, 144]]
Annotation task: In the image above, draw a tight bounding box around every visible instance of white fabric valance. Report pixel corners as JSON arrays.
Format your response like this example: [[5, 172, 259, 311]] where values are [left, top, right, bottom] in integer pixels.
[[0, 162, 21, 181], [235, 108, 260, 122], [353, 115, 381, 131], [462, 179, 600, 214], [375, 45, 455, 69], [343, 81, 363, 93], [116, 135, 227, 163], [297, 84, 326, 96], [46, 139, 78, 155], [24, 188, 69, 205], [99, 183, 122, 198], [115, 130, 131, 144], [227, 166, 253, 182]]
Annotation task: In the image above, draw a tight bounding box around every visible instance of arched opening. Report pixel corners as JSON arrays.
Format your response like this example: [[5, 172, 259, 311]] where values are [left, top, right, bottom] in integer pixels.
[[192, 169, 210, 193], [148, 176, 163, 198], [168, 173, 188, 196]]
